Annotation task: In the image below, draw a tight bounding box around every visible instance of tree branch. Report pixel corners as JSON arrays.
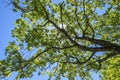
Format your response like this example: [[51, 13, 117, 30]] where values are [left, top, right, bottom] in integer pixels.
[[38, 1, 49, 19], [76, 36, 120, 52], [98, 52, 118, 63], [61, 51, 96, 65], [59, 2, 64, 28], [22, 48, 51, 70], [82, 0, 95, 38]]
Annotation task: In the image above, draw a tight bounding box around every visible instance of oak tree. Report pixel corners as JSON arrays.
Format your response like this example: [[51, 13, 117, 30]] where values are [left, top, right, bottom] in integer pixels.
[[0, 0, 120, 80]]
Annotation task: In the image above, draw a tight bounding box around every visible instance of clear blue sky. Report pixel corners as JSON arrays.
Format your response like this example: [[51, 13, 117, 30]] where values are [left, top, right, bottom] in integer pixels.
[[0, 0, 18, 59], [0, 0, 100, 80]]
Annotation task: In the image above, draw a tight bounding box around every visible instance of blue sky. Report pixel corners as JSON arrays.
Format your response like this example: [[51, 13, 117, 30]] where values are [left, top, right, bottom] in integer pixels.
[[0, 0, 100, 80], [0, 0, 18, 60]]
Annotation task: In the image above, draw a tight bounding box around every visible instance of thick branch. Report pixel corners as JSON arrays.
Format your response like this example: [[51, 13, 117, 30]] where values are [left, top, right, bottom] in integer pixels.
[[76, 36, 120, 52]]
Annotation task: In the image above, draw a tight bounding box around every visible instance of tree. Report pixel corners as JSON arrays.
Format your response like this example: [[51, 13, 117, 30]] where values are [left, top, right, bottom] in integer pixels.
[[0, 0, 120, 80], [100, 55, 120, 80]]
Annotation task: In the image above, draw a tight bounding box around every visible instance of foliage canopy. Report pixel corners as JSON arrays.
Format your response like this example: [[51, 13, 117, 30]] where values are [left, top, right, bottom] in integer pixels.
[[0, 0, 120, 80]]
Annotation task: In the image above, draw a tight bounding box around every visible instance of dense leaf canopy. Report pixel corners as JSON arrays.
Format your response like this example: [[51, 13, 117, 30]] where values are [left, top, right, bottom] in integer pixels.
[[0, 0, 120, 80]]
